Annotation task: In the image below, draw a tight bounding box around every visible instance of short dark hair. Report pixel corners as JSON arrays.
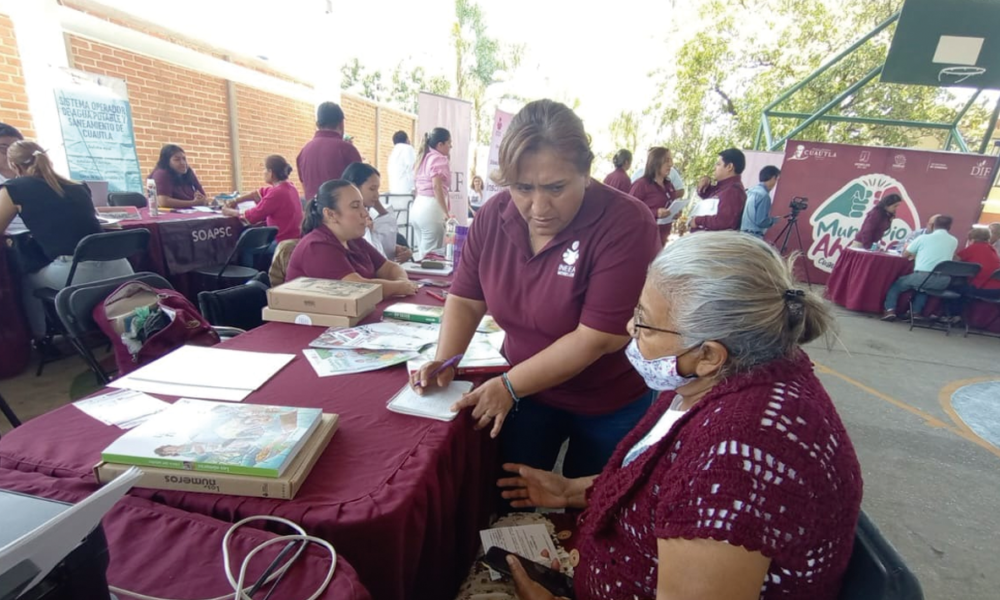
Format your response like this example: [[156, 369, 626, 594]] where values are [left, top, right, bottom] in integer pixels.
[[759, 165, 781, 182], [341, 162, 381, 188], [392, 131, 409, 145], [265, 155, 293, 181], [316, 102, 345, 129], [934, 215, 953, 231], [0, 123, 24, 140], [719, 148, 746, 175]]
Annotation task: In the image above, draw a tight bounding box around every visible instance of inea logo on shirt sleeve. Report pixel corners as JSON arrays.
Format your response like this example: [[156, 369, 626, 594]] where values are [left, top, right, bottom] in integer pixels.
[[558, 240, 580, 278]]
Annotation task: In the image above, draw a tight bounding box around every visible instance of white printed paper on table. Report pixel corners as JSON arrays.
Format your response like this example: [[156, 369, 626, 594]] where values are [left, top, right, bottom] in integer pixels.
[[302, 348, 419, 377], [690, 197, 719, 217], [73, 389, 171, 429], [479, 524, 561, 581], [109, 346, 295, 402], [309, 322, 440, 352], [386, 381, 473, 421]]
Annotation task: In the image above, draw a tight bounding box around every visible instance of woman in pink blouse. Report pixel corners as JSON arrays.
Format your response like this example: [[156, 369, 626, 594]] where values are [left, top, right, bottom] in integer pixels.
[[495, 232, 863, 600], [411, 127, 452, 257], [224, 155, 303, 243]]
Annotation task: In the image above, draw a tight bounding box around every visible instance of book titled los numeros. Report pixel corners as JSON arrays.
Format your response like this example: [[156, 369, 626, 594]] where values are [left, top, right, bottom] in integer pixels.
[[101, 399, 322, 478]]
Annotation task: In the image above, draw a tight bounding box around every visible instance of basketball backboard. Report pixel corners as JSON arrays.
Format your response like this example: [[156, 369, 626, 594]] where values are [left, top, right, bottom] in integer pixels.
[[881, 0, 1000, 89]]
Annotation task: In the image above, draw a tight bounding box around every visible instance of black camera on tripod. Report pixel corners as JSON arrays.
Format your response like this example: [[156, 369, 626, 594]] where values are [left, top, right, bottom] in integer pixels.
[[788, 197, 808, 218]]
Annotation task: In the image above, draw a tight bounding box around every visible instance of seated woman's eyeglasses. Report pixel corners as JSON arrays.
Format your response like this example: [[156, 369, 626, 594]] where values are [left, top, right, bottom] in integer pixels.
[[632, 306, 682, 338]]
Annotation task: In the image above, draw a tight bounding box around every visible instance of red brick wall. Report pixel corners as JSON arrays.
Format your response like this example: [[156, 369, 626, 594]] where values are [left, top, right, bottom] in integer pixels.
[[341, 94, 417, 191], [234, 84, 314, 194], [0, 13, 35, 138], [68, 35, 233, 194]]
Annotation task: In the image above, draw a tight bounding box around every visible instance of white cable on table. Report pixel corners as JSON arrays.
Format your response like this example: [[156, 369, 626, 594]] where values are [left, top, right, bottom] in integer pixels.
[[108, 515, 336, 600]]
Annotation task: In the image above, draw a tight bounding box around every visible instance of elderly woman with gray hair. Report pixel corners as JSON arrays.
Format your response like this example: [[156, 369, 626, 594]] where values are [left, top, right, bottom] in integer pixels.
[[492, 232, 863, 600]]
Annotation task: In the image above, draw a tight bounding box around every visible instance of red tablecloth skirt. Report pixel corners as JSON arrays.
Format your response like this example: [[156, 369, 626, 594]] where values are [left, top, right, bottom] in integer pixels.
[[0, 467, 371, 600]]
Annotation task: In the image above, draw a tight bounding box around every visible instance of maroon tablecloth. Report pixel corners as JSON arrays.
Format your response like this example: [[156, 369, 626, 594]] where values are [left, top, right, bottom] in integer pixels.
[[826, 248, 913, 314], [826, 247, 1000, 331], [0, 467, 371, 600], [0, 289, 496, 600], [121, 209, 243, 275]]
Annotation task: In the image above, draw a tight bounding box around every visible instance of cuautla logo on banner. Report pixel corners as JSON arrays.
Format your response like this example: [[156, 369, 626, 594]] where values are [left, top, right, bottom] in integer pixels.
[[808, 174, 920, 273]]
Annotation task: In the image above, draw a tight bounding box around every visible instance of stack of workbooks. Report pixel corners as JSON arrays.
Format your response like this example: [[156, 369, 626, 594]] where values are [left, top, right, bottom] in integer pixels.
[[94, 399, 338, 499], [263, 277, 383, 327]]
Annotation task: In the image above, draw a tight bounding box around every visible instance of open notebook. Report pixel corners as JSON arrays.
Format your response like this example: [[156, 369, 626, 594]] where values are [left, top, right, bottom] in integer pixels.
[[386, 381, 474, 421]]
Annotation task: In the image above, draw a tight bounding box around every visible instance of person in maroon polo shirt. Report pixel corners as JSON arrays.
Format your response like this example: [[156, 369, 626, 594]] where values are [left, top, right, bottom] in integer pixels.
[[296, 102, 363, 201], [851, 193, 901, 249], [412, 99, 660, 481], [687, 148, 747, 232], [285, 179, 418, 297], [602, 149, 632, 193], [150, 144, 208, 208], [629, 147, 680, 244]]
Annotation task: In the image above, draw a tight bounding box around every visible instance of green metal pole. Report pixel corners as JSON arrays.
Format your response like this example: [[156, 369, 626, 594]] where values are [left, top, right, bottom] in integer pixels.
[[954, 129, 970, 153], [754, 121, 763, 150], [763, 114, 774, 150], [767, 111, 955, 129], [762, 11, 900, 113], [978, 96, 1000, 155], [945, 130, 953, 152], [770, 66, 884, 150]]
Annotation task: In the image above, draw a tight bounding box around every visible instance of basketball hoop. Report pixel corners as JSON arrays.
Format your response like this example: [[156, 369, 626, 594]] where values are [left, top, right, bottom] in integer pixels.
[[937, 66, 987, 84]]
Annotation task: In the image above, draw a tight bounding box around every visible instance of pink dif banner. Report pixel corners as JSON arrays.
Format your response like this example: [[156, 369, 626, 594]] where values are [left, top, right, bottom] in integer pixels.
[[484, 109, 514, 200], [768, 141, 996, 284]]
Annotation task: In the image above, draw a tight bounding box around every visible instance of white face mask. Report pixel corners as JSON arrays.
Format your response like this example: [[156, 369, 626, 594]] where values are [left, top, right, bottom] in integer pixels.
[[625, 338, 697, 391]]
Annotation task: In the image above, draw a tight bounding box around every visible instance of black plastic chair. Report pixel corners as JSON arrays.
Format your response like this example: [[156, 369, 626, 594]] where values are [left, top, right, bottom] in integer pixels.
[[907, 261, 981, 335], [0, 392, 21, 429], [54, 272, 171, 384], [192, 226, 277, 290], [838, 511, 924, 600], [33, 229, 151, 375], [108, 192, 148, 208], [198, 281, 269, 333], [963, 269, 1000, 339]]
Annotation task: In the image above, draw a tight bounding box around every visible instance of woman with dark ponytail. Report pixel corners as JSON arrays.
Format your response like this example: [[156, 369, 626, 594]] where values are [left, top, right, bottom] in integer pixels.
[[411, 127, 452, 257], [285, 179, 419, 297], [0, 140, 132, 341], [603, 149, 632, 193], [223, 155, 303, 247]]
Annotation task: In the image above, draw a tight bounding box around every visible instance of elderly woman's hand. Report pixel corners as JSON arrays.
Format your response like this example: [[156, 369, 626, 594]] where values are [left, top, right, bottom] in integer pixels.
[[451, 377, 514, 438], [497, 463, 571, 509], [507, 556, 567, 600]]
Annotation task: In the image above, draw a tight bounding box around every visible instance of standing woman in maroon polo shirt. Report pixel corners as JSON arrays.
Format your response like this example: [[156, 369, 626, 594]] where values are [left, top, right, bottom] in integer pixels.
[[150, 144, 208, 208], [284, 179, 418, 297], [629, 147, 679, 244], [413, 99, 660, 479], [411, 127, 453, 258], [851, 193, 901, 249], [602, 149, 632, 193], [687, 147, 747, 232]]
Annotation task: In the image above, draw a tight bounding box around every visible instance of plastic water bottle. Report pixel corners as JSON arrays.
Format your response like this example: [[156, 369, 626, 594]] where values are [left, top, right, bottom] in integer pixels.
[[445, 216, 458, 262], [454, 225, 469, 268], [146, 178, 158, 218]]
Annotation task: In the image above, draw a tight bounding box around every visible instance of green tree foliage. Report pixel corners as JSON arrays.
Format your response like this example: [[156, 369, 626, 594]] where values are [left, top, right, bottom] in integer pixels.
[[648, 0, 993, 181], [341, 58, 450, 114]]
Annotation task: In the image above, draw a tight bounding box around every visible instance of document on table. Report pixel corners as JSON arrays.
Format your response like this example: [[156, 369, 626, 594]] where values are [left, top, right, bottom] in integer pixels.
[[656, 199, 689, 225], [309, 322, 441, 352], [73, 389, 171, 429], [690, 197, 719, 217], [0, 466, 141, 595], [109, 346, 295, 402], [386, 381, 473, 421], [302, 348, 419, 377], [480, 524, 560, 580]]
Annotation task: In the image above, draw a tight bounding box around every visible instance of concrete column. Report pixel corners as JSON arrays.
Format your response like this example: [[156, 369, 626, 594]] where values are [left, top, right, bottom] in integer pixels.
[[6, 0, 72, 173]]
